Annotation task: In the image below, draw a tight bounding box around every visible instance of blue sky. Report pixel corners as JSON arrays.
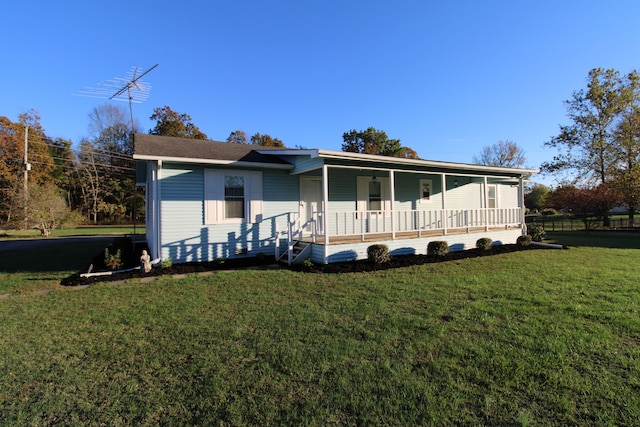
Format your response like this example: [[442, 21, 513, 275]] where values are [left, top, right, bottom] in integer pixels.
[[2, 1, 639, 185]]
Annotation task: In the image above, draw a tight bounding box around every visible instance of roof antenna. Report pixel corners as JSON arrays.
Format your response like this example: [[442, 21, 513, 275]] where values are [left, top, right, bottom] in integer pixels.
[[75, 64, 158, 132]]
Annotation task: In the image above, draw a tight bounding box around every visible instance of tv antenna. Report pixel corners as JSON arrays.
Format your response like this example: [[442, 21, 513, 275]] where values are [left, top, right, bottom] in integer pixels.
[[75, 64, 158, 132]]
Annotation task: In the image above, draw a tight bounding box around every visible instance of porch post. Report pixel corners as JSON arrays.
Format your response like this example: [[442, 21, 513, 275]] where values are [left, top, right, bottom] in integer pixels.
[[390, 169, 396, 239], [483, 176, 489, 231], [441, 173, 447, 235], [322, 164, 329, 251], [519, 176, 526, 234]]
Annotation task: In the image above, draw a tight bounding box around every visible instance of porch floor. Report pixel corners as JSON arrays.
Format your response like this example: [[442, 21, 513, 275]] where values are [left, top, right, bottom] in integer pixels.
[[300, 225, 522, 245]]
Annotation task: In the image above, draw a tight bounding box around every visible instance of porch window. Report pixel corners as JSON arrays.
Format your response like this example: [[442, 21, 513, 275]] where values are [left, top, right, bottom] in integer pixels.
[[419, 179, 432, 204], [487, 185, 497, 208], [204, 169, 263, 224], [369, 180, 382, 210]]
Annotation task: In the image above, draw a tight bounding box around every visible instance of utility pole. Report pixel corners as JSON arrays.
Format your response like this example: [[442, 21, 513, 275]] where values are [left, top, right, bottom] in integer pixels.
[[24, 126, 31, 230]]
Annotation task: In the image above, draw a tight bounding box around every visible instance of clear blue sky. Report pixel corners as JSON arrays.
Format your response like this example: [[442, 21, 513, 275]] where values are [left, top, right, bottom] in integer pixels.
[[2, 1, 639, 185]]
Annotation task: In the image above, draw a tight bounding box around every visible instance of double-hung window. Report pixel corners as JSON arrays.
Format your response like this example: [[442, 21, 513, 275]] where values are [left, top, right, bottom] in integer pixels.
[[204, 169, 263, 224]]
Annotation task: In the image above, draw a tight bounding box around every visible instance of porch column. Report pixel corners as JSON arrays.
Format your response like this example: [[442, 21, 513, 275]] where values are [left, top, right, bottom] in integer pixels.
[[483, 176, 489, 231], [390, 169, 396, 239], [519, 176, 526, 234], [322, 164, 329, 250], [441, 173, 447, 235]]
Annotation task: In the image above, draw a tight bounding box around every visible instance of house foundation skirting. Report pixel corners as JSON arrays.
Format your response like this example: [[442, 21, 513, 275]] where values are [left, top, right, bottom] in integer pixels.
[[308, 227, 523, 264]]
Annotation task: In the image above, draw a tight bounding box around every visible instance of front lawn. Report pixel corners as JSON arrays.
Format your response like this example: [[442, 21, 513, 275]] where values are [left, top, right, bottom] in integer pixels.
[[1, 244, 639, 425]]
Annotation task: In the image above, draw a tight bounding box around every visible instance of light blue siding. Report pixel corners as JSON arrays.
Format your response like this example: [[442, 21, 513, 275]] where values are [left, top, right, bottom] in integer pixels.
[[159, 163, 299, 263]]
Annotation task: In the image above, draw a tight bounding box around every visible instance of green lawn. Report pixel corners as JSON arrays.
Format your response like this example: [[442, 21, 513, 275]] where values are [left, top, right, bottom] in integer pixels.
[[0, 225, 145, 239], [1, 236, 639, 425]]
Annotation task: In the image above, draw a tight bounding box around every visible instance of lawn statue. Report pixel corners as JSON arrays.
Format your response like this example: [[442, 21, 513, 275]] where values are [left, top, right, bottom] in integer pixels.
[[140, 250, 152, 273]]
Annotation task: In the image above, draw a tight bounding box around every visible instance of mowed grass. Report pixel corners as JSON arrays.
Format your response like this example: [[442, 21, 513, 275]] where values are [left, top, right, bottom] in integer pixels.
[[1, 240, 639, 426]]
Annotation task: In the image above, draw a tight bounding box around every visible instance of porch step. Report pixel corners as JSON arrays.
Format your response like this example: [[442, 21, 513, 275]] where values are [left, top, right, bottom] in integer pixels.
[[279, 241, 311, 265]]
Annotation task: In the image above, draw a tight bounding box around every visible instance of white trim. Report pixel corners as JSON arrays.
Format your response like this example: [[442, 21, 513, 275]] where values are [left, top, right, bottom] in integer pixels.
[[204, 169, 263, 225]]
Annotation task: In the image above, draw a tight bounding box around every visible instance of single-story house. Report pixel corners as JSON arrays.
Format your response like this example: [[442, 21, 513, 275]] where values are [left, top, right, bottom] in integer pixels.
[[133, 134, 537, 265]]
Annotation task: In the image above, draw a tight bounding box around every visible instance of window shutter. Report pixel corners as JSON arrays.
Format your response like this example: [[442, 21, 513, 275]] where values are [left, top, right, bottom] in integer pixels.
[[248, 171, 263, 223], [204, 169, 219, 224]]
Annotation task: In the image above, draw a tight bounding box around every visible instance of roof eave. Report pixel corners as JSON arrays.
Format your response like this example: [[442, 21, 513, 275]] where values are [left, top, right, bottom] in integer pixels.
[[133, 154, 294, 170]]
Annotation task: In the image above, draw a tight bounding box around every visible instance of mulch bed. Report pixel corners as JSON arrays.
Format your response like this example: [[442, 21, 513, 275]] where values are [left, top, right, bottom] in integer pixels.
[[60, 244, 547, 287]]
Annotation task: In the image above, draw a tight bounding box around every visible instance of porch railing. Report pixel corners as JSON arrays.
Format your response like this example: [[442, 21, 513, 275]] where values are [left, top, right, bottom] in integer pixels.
[[311, 208, 523, 240]]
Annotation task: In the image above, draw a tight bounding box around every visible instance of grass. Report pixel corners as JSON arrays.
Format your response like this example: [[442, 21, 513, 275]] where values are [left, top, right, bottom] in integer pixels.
[[0, 225, 145, 239], [0, 235, 639, 425]]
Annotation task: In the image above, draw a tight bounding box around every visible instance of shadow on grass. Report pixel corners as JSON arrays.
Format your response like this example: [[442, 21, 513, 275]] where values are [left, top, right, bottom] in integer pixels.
[[546, 230, 640, 249]]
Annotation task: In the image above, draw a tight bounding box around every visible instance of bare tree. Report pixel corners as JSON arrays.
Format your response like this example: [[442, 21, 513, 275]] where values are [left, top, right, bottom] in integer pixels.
[[473, 140, 526, 168]]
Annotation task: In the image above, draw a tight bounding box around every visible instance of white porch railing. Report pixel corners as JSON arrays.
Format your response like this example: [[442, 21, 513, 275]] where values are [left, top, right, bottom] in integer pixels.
[[312, 208, 523, 240]]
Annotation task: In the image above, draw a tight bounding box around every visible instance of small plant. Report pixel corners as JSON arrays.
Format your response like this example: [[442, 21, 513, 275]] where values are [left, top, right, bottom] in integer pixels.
[[427, 241, 449, 257], [301, 258, 314, 271], [516, 234, 532, 247], [104, 248, 123, 270], [161, 257, 173, 269], [214, 257, 225, 266], [367, 244, 391, 264], [541, 208, 557, 216], [527, 222, 546, 242], [476, 237, 493, 251]]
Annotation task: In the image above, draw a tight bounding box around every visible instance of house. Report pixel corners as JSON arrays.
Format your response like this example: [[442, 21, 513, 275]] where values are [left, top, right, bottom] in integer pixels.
[[133, 134, 537, 265]]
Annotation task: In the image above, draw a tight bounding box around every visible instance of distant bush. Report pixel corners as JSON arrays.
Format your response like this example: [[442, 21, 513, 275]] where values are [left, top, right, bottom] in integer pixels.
[[367, 244, 390, 264], [527, 223, 546, 242], [476, 237, 493, 251], [541, 208, 557, 216], [427, 241, 449, 257], [516, 235, 532, 247]]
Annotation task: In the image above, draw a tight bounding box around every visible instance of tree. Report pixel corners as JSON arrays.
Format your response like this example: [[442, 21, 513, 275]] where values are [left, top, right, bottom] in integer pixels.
[[0, 112, 54, 227], [149, 106, 208, 140], [227, 130, 248, 144], [26, 181, 70, 236], [524, 183, 550, 212], [542, 68, 639, 184], [548, 184, 620, 230], [341, 127, 418, 159], [473, 140, 526, 168], [250, 133, 284, 147]]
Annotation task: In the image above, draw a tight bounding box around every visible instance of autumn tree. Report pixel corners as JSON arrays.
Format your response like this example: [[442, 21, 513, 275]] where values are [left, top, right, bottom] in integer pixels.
[[548, 184, 620, 230], [542, 68, 638, 184], [227, 130, 248, 144], [473, 140, 526, 168], [341, 127, 418, 159], [149, 106, 208, 140], [26, 181, 70, 236], [250, 133, 284, 147], [0, 112, 54, 227]]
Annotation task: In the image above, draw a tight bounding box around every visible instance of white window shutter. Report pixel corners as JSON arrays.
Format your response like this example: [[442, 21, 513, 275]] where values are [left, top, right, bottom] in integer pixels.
[[204, 169, 219, 224], [248, 171, 263, 223]]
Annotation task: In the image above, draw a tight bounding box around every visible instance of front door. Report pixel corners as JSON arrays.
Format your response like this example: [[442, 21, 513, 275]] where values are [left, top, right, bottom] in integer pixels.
[[300, 177, 322, 236]]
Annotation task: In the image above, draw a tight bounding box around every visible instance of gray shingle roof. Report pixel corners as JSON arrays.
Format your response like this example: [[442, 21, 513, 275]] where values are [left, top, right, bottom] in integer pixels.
[[133, 134, 290, 165]]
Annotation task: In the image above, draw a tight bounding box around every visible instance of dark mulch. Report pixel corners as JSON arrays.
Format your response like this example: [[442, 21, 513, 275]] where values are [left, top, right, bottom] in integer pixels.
[[61, 242, 550, 287]]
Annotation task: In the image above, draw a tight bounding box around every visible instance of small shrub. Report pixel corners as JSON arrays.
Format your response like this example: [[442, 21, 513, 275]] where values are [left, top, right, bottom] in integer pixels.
[[476, 237, 493, 251], [427, 241, 449, 257], [367, 244, 390, 264], [516, 235, 532, 247], [161, 257, 173, 269], [527, 223, 546, 242], [104, 248, 123, 270], [301, 258, 314, 271]]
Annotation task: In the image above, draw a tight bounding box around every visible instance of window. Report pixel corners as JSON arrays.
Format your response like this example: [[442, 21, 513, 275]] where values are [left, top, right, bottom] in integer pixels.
[[224, 175, 245, 219], [369, 180, 382, 211], [419, 179, 432, 204], [204, 169, 263, 224], [487, 185, 497, 208]]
